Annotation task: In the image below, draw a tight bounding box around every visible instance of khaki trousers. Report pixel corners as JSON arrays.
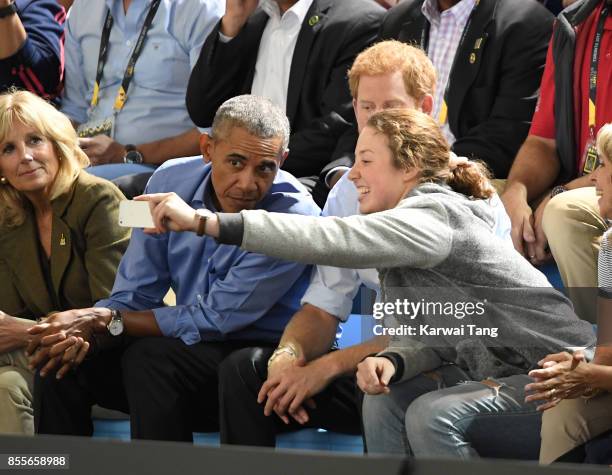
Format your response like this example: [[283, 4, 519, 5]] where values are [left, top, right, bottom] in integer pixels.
[[0, 348, 34, 435], [540, 392, 612, 464], [542, 187, 607, 323]]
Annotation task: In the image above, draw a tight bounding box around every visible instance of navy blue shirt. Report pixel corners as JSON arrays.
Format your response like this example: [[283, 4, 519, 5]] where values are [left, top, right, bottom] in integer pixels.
[[97, 156, 321, 344], [0, 0, 65, 99]]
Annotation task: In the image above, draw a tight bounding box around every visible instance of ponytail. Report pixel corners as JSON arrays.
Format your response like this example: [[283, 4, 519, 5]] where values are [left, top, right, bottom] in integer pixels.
[[447, 160, 495, 200]]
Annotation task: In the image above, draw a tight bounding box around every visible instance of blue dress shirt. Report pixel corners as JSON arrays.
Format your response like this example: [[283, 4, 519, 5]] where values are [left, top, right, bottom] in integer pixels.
[[61, 0, 223, 145], [96, 157, 321, 345]]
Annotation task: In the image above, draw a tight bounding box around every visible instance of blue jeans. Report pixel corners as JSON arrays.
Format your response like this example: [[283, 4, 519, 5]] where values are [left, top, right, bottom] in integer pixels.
[[362, 365, 541, 459], [86, 163, 156, 181]]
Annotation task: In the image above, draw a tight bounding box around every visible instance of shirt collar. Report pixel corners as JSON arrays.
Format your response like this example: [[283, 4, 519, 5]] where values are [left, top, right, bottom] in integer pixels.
[[260, 0, 314, 24], [192, 165, 296, 212], [422, 0, 477, 25], [190, 164, 219, 212], [108, 0, 154, 18]]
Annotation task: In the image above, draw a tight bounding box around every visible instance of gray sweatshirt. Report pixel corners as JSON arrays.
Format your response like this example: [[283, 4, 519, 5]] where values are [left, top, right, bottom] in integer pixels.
[[218, 183, 595, 381]]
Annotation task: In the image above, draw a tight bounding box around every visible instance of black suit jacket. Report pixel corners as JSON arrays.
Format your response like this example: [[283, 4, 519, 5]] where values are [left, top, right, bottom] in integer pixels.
[[379, 0, 554, 178], [186, 0, 384, 182]]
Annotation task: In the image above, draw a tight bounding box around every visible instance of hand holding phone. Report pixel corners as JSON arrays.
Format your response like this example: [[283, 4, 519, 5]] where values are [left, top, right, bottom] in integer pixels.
[[118, 200, 155, 228], [133, 192, 200, 234]]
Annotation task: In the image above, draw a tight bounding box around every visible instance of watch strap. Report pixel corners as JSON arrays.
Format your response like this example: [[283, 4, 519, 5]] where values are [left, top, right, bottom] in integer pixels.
[[0, 1, 18, 18], [550, 185, 568, 198], [195, 211, 208, 237]]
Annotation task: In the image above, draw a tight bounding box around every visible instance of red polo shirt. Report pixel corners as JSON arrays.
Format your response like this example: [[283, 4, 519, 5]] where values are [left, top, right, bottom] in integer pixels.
[[530, 2, 612, 175]]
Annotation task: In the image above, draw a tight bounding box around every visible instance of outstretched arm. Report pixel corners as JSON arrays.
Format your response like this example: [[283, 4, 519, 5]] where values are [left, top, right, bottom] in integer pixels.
[[137, 192, 453, 270]]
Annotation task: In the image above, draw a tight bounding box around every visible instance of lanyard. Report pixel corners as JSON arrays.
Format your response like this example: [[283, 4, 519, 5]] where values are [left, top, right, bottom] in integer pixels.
[[421, 0, 481, 125], [90, 0, 162, 112], [588, 5, 608, 139]]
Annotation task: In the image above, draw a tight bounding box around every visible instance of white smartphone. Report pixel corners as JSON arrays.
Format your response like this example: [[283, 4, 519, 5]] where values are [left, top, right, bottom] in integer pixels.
[[118, 200, 155, 228]]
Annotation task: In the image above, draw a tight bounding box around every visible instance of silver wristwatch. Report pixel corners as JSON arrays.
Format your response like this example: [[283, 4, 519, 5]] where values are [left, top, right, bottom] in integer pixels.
[[107, 309, 124, 336], [123, 145, 144, 164], [550, 185, 568, 198]]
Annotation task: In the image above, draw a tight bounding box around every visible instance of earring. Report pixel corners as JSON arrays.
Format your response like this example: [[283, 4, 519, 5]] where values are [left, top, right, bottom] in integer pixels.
[[0, 176, 7, 185]]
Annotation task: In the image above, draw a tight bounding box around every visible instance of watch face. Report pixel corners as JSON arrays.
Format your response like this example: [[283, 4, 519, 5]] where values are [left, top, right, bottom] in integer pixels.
[[108, 319, 124, 336], [125, 150, 143, 164]]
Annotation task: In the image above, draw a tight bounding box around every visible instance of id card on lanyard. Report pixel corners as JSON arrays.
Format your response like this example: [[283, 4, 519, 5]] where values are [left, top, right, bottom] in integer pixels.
[[580, 5, 609, 175], [77, 0, 162, 139]]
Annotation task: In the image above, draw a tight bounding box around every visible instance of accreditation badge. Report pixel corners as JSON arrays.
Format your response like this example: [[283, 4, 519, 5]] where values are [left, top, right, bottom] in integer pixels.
[[77, 115, 115, 139], [581, 138, 599, 175]]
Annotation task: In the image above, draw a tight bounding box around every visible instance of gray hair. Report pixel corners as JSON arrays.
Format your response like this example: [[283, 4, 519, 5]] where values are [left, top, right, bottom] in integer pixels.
[[211, 95, 291, 152]]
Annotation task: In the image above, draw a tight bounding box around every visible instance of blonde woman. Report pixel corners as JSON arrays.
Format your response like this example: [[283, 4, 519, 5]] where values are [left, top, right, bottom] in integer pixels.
[[526, 123, 612, 464], [0, 90, 129, 434], [140, 108, 593, 459]]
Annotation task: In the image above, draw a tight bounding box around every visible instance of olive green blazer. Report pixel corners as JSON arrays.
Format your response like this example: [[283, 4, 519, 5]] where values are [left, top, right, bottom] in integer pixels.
[[0, 171, 130, 320]]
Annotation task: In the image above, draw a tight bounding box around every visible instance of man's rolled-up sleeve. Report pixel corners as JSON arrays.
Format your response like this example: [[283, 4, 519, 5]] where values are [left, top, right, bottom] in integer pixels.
[[300, 265, 360, 322], [95, 229, 171, 312]]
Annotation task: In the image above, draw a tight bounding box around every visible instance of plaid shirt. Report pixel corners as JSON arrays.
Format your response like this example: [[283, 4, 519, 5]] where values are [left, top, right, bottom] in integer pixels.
[[422, 0, 477, 144]]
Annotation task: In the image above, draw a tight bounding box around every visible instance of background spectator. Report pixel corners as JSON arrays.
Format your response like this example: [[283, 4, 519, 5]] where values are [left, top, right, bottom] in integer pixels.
[[372, 0, 553, 182], [502, 0, 610, 323], [186, 0, 385, 206], [0, 0, 65, 100], [61, 0, 223, 183], [525, 123, 612, 465]]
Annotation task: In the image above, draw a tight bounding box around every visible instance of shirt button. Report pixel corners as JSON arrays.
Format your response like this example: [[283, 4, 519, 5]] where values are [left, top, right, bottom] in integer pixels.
[[126, 40, 132, 46]]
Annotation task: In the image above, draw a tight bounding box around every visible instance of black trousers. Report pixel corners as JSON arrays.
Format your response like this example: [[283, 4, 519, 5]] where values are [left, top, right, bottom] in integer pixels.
[[218, 347, 362, 447], [112, 172, 153, 200], [34, 337, 273, 442]]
